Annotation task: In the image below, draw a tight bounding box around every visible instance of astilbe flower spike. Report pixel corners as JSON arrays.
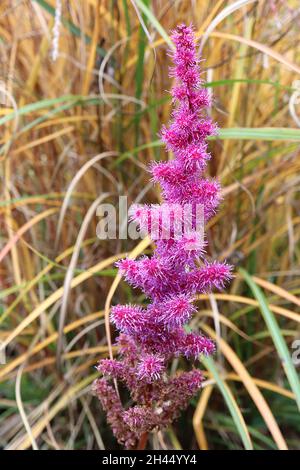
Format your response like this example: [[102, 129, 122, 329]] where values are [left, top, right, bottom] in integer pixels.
[[93, 24, 232, 449]]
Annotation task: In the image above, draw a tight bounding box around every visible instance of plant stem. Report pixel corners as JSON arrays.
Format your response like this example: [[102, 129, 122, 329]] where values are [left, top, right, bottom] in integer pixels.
[[137, 432, 148, 450]]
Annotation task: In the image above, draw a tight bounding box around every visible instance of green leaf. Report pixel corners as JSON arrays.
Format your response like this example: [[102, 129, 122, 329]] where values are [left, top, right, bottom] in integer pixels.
[[112, 125, 300, 166], [134, 0, 149, 144], [202, 356, 253, 450], [240, 268, 300, 411], [215, 127, 300, 141], [133, 0, 173, 48], [113, 140, 163, 166], [205, 78, 296, 91]]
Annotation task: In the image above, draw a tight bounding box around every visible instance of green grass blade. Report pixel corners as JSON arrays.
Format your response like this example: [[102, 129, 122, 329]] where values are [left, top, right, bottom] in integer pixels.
[[113, 140, 163, 166], [0, 95, 104, 127], [240, 268, 300, 410], [127, 78, 294, 127], [206, 78, 296, 91], [133, 0, 173, 48], [215, 127, 300, 141], [134, 0, 149, 144], [113, 125, 300, 166], [202, 356, 253, 450], [0, 95, 77, 126]]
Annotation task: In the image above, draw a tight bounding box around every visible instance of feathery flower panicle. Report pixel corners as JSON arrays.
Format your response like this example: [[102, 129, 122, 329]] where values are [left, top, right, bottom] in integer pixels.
[[110, 304, 146, 334], [93, 24, 232, 449], [136, 354, 165, 383]]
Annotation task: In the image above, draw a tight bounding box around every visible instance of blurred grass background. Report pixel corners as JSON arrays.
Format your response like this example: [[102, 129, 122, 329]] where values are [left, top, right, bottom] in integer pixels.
[[0, 0, 300, 450]]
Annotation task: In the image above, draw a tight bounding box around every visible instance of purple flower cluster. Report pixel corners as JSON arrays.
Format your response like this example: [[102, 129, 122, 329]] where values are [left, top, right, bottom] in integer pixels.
[[93, 24, 232, 449], [93, 335, 204, 448]]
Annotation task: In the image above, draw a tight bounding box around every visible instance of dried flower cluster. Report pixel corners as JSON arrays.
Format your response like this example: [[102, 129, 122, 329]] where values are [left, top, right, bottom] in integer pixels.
[[93, 24, 232, 449]]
